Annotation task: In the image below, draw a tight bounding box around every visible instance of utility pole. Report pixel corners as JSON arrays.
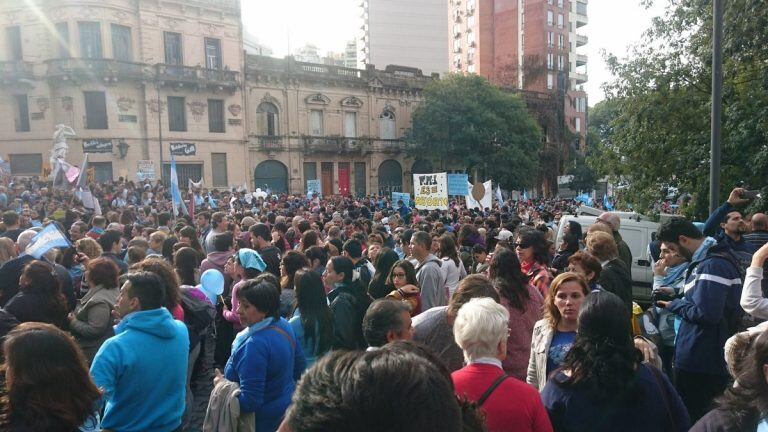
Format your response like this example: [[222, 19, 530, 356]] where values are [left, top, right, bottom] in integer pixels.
[[709, 0, 723, 214], [156, 78, 165, 186]]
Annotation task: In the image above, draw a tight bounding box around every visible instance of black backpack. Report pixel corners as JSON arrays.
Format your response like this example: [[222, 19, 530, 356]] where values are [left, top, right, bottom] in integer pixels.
[[180, 288, 216, 350]]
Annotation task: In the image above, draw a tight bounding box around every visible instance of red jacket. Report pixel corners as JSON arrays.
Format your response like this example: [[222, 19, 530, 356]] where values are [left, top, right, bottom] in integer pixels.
[[452, 363, 552, 432]]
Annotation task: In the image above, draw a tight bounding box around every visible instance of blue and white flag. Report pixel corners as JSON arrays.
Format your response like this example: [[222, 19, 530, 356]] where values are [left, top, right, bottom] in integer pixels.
[[495, 185, 504, 205], [603, 194, 614, 211], [25, 224, 71, 259], [522, 189, 529, 202], [170, 157, 188, 217]]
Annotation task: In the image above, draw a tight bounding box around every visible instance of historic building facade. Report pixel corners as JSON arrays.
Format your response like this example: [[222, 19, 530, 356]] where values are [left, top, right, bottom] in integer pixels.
[[0, 0, 245, 188], [244, 56, 430, 195]]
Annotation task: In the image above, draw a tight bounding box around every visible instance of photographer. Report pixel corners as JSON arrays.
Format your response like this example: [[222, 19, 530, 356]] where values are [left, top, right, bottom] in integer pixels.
[[651, 242, 689, 374], [702, 187, 758, 255]]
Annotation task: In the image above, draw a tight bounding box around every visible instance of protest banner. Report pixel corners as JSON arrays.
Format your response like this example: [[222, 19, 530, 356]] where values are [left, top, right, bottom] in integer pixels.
[[25, 224, 71, 259], [307, 179, 321, 198], [137, 160, 156, 181], [413, 172, 448, 210], [466, 180, 492, 209], [447, 173, 469, 196]]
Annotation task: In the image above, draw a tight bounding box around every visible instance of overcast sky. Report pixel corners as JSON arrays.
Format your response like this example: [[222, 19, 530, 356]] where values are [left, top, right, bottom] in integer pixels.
[[242, 0, 669, 105]]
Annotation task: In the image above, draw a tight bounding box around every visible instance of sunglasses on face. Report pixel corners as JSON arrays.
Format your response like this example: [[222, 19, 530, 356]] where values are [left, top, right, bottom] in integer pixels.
[[514, 243, 531, 249]]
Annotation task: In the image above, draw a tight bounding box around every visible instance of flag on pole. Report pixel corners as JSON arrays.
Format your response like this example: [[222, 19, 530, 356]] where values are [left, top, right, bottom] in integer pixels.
[[74, 154, 102, 215], [603, 194, 614, 211], [24, 224, 72, 259], [522, 189, 529, 202], [170, 157, 189, 217], [495, 185, 504, 206]]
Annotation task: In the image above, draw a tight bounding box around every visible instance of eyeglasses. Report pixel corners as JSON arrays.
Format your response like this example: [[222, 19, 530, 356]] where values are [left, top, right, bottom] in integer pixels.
[[514, 243, 531, 249], [392, 272, 407, 279]]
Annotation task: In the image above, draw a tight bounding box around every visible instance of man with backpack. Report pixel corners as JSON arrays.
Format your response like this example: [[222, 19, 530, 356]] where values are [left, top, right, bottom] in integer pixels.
[[655, 218, 745, 422]]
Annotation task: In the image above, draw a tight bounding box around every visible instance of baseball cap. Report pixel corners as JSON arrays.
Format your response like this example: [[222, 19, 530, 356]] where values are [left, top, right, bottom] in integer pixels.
[[495, 229, 514, 241]]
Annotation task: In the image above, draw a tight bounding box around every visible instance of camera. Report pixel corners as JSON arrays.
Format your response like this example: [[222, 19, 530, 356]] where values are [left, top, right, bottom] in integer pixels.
[[651, 288, 676, 305], [741, 190, 761, 200]]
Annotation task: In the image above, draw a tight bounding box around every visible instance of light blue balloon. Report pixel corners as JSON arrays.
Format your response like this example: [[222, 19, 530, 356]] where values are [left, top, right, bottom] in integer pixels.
[[200, 269, 224, 304]]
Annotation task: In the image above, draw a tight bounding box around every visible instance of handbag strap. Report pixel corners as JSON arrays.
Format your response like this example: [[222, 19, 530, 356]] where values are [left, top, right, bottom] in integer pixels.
[[266, 325, 296, 351], [477, 373, 509, 406], [648, 365, 677, 432]]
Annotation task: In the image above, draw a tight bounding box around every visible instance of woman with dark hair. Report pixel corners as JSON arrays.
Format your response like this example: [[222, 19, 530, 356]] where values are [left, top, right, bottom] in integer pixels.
[[489, 248, 543, 381], [217, 280, 306, 432], [133, 257, 184, 321], [222, 249, 267, 330], [693, 330, 768, 431], [6, 260, 68, 329], [161, 236, 179, 263], [551, 232, 580, 275], [541, 291, 690, 431], [368, 247, 400, 300], [515, 228, 554, 298], [68, 257, 120, 363], [174, 247, 201, 287], [271, 222, 290, 253], [298, 230, 320, 254], [323, 256, 370, 350], [289, 269, 334, 367], [385, 259, 422, 316], [279, 251, 309, 318], [438, 234, 467, 299], [178, 225, 205, 259], [304, 245, 328, 276], [0, 322, 101, 431]]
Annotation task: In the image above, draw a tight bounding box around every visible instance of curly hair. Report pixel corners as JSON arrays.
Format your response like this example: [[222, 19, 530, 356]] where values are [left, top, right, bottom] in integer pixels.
[[558, 290, 643, 403], [713, 331, 768, 428], [132, 257, 181, 312]]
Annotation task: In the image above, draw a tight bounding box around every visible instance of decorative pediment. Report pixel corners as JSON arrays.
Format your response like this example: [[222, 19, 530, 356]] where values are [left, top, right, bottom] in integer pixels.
[[341, 96, 363, 108], [306, 93, 330, 105], [383, 103, 396, 113], [260, 92, 282, 111]]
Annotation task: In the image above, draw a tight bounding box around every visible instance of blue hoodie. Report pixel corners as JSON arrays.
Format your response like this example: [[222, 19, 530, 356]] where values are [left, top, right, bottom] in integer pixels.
[[91, 308, 189, 432]]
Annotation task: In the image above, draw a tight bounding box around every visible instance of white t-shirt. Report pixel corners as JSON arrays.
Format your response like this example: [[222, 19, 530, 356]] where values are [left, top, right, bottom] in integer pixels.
[[441, 257, 467, 298]]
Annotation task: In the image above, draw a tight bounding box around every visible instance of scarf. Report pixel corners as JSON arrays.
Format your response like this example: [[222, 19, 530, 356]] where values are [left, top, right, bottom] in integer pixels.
[[230, 317, 276, 357], [661, 262, 689, 287]]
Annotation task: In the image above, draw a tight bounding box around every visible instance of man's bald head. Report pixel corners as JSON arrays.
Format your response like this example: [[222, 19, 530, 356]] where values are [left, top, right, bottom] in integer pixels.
[[752, 213, 768, 231], [16, 229, 38, 253], [597, 212, 621, 232]]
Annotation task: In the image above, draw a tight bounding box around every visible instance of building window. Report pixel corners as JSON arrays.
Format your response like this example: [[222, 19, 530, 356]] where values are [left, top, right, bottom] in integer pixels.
[[211, 153, 228, 187], [547, 0, 553, 4], [78, 22, 102, 59], [6, 26, 22, 60], [547, 53, 553, 70], [557, 13, 564, 28], [547, 32, 554, 48], [453, 24, 461, 37], [467, 32, 475, 46], [84, 91, 108, 129], [111, 24, 132, 61], [208, 99, 224, 133], [167, 96, 187, 132], [164, 32, 183, 65], [558, 55, 564, 71], [547, 10, 554, 26], [55, 22, 70, 58], [467, 15, 475, 27], [466, 0, 475, 13], [14, 95, 30, 132], [379, 110, 396, 140], [309, 109, 323, 136], [558, 0, 563, 7], [547, 73, 554, 90], [344, 112, 357, 138], [468, 64, 476, 73], [575, 117, 581, 132], [204, 37, 222, 69], [92, 162, 113, 183], [257, 102, 279, 136], [577, 1, 587, 15], [558, 33, 565, 49], [453, 38, 461, 53], [9, 154, 42, 175]]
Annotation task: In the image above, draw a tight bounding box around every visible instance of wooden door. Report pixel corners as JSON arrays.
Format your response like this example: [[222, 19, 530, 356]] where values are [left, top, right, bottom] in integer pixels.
[[338, 162, 350, 196], [321, 162, 333, 196]]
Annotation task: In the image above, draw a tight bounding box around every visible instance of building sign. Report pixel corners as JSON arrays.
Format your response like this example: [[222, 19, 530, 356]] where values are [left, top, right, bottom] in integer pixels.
[[413, 172, 448, 210], [169, 142, 196, 156], [82, 139, 113, 153], [447, 173, 469, 196], [137, 160, 156, 181]]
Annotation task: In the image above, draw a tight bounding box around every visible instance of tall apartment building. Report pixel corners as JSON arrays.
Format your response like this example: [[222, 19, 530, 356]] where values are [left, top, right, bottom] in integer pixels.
[[449, 0, 588, 150], [360, 0, 449, 75]]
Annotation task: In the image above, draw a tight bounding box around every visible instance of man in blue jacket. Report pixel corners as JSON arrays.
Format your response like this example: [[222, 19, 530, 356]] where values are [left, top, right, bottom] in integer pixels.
[[656, 218, 744, 422], [91, 271, 189, 432]]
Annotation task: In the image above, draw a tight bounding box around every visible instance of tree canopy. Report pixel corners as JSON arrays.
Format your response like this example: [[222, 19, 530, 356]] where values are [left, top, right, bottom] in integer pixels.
[[588, 0, 768, 217], [406, 74, 542, 190]]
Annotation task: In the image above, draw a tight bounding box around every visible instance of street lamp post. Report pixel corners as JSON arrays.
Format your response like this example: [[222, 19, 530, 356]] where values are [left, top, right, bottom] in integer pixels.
[[709, 0, 723, 214]]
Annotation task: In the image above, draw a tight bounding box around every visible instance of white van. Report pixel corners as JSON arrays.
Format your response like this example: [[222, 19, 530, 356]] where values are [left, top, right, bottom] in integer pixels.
[[555, 215, 659, 305]]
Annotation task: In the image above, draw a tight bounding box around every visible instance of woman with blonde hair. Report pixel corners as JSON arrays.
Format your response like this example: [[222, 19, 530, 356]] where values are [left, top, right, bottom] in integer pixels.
[[527, 272, 590, 391], [75, 237, 103, 259]]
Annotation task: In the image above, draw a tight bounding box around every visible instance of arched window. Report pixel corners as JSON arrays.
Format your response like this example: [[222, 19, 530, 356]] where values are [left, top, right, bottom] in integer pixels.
[[379, 109, 396, 140], [256, 102, 279, 136], [378, 160, 402, 195]]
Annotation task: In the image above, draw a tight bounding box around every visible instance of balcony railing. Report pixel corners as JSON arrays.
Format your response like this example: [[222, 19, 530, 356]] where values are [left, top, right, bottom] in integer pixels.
[[156, 64, 239, 90], [46, 58, 148, 82], [0, 61, 34, 85], [254, 135, 284, 151], [373, 139, 407, 153], [301, 136, 374, 154]]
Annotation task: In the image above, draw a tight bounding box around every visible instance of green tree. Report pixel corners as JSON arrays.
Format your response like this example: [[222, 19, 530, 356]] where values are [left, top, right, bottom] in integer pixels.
[[587, 0, 768, 218], [406, 74, 542, 190]]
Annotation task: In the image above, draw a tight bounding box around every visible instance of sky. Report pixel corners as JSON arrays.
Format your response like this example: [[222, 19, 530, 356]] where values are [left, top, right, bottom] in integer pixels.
[[242, 0, 669, 104]]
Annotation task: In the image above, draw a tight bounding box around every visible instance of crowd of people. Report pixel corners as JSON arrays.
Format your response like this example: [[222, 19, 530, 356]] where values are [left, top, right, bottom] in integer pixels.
[[0, 175, 766, 432]]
